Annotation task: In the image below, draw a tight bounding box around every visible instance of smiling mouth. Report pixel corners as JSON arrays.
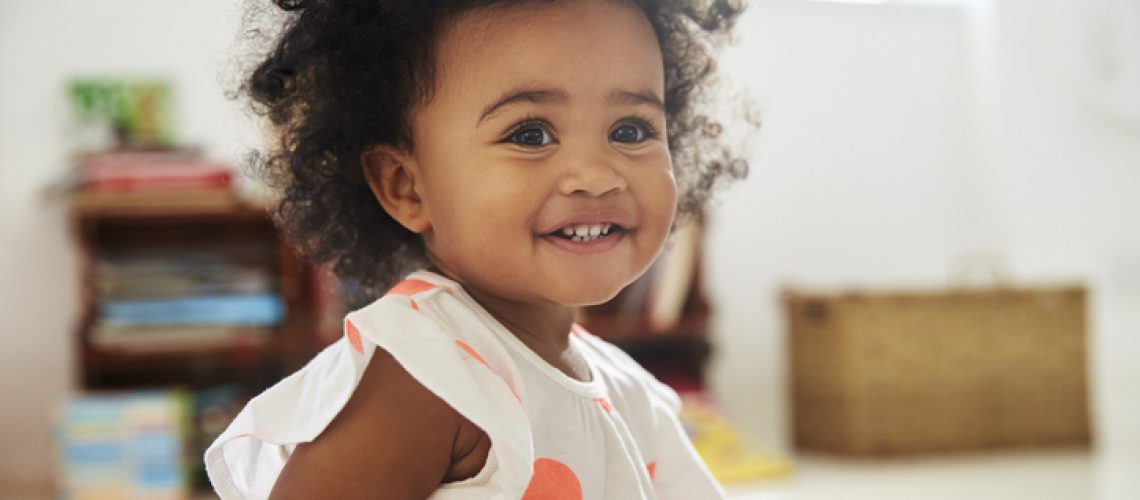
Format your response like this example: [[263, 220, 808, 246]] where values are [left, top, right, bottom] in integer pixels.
[[545, 223, 628, 242]]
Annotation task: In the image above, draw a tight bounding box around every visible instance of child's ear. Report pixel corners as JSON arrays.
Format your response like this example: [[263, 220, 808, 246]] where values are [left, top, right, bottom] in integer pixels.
[[361, 145, 431, 234]]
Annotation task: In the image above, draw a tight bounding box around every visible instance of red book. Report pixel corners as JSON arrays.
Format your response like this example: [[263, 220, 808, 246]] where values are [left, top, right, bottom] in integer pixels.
[[80, 151, 234, 192]]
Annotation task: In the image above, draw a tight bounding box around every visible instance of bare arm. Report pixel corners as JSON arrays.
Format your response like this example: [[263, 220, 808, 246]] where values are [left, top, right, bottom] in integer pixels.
[[269, 347, 473, 499]]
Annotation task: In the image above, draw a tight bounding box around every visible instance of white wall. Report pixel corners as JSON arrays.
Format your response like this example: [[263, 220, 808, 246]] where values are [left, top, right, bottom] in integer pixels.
[[705, 0, 1140, 463]]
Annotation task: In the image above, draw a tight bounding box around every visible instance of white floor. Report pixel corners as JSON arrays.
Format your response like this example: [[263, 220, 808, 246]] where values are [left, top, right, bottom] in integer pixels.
[[725, 449, 1140, 500], [8, 449, 1134, 499]]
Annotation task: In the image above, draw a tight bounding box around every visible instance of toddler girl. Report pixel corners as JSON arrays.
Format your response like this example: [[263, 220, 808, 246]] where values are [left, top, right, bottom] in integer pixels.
[[206, 0, 749, 498]]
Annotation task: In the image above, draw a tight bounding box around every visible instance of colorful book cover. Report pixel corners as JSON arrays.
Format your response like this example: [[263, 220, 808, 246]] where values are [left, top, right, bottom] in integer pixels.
[[54, 390, 191, 499]]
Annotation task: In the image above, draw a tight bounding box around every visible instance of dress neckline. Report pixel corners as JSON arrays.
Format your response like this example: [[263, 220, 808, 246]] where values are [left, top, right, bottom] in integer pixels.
[[406, 269, 607, 398]]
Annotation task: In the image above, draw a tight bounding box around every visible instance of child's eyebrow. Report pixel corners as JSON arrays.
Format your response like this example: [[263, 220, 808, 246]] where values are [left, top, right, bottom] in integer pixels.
[[477, 87, 665, 125], [479, 88, 569, 124], [605, 89, 665, 114]]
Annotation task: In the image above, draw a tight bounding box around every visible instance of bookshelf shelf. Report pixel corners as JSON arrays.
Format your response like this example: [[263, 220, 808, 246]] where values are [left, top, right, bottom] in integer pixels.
[[69, 190, 270, 218]]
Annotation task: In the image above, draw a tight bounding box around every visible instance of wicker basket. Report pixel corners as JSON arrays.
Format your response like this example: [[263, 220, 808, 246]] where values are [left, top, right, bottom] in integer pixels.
[[784, 285, 1090, 456]]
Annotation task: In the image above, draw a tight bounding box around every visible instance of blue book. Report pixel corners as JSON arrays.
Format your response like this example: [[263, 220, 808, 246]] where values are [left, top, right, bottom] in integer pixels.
[[100, 293, 285, 326]]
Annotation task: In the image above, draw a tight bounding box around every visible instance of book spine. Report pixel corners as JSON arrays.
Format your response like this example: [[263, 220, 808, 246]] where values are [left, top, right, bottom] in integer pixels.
[[100, 294, 285, 326], [83, 171, 232, 192]]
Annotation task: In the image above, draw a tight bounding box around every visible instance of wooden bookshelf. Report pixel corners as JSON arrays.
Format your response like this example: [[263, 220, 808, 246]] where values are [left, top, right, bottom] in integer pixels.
[[69, 192, 331, 391]]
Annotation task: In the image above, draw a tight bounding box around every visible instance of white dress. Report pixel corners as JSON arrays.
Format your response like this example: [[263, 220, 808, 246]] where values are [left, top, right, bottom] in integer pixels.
[[204, 269, 725, 499]]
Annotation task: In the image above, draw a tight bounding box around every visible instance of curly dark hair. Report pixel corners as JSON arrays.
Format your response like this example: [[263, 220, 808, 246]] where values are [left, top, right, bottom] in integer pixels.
[[236, 0, 753, 300]]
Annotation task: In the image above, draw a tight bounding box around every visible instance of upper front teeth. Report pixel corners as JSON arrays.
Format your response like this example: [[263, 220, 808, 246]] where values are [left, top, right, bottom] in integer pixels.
[[561, 224, 612, 239]]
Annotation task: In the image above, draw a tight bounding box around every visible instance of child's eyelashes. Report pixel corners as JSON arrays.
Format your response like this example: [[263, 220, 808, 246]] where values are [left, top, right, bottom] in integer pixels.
[[499, 115, 662, 148]]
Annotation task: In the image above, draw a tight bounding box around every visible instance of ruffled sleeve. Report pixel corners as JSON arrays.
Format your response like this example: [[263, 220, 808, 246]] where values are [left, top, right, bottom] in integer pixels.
[[204, 280, 534, 499]]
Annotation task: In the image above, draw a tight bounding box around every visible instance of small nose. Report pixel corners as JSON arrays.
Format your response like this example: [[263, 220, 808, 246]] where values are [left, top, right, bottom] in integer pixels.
[[557, 146, 628, 197]]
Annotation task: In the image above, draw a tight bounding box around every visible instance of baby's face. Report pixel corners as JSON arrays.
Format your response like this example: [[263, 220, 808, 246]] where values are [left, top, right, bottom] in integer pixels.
[[410, 0, 676, 307]]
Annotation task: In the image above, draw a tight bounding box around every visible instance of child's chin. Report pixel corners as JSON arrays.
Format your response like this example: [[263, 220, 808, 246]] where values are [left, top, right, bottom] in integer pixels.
[[554, 281, 626, 307]]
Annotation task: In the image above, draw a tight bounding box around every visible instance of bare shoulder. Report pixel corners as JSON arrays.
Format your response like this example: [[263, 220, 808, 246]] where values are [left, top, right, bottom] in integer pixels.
[[269, 347, 490, 499]]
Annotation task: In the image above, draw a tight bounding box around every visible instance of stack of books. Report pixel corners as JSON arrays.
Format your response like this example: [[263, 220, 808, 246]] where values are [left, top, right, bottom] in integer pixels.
[[54, 390, 191, 499], [91, 245, 283, 352]]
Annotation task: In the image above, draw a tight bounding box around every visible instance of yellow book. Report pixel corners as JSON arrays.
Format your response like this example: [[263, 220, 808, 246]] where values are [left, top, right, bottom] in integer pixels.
[[679, 393, 795, 484]]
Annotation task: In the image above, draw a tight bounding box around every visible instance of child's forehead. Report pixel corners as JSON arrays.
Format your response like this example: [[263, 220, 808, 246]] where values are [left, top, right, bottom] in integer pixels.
[[443, 0, 646, 36], [432, 0, 663, 94], [444, 1, 653, 46]]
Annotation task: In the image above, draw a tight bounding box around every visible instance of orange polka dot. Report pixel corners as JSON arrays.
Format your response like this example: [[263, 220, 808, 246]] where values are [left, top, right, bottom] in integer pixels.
[[646, 461, 657, 481], [345, 320, 363, 354], [595, 397, 612, 413], [522, 458, 582, 500], [385, 279, 437, 297], [410, 300, 420, 311]]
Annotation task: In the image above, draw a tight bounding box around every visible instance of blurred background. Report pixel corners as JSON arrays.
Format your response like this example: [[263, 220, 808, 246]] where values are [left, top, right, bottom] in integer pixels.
[[1, 0, 1138, 498]]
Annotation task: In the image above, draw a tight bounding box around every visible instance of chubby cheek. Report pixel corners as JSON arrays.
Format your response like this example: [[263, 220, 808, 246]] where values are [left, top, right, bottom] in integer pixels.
[[641, 167, 679, 248], [432, 178, 536, 259]]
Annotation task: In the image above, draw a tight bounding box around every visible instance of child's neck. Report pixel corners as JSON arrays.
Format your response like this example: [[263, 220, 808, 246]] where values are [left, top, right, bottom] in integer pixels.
[[427, 265, 588, 382]]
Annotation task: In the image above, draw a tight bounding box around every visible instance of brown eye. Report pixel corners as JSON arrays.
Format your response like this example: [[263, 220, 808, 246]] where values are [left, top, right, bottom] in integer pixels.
[[510, 127, 553, 146], [503, 118, 556, 147], [610, 124, 644, 143], [610, 118, 658, 144]]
